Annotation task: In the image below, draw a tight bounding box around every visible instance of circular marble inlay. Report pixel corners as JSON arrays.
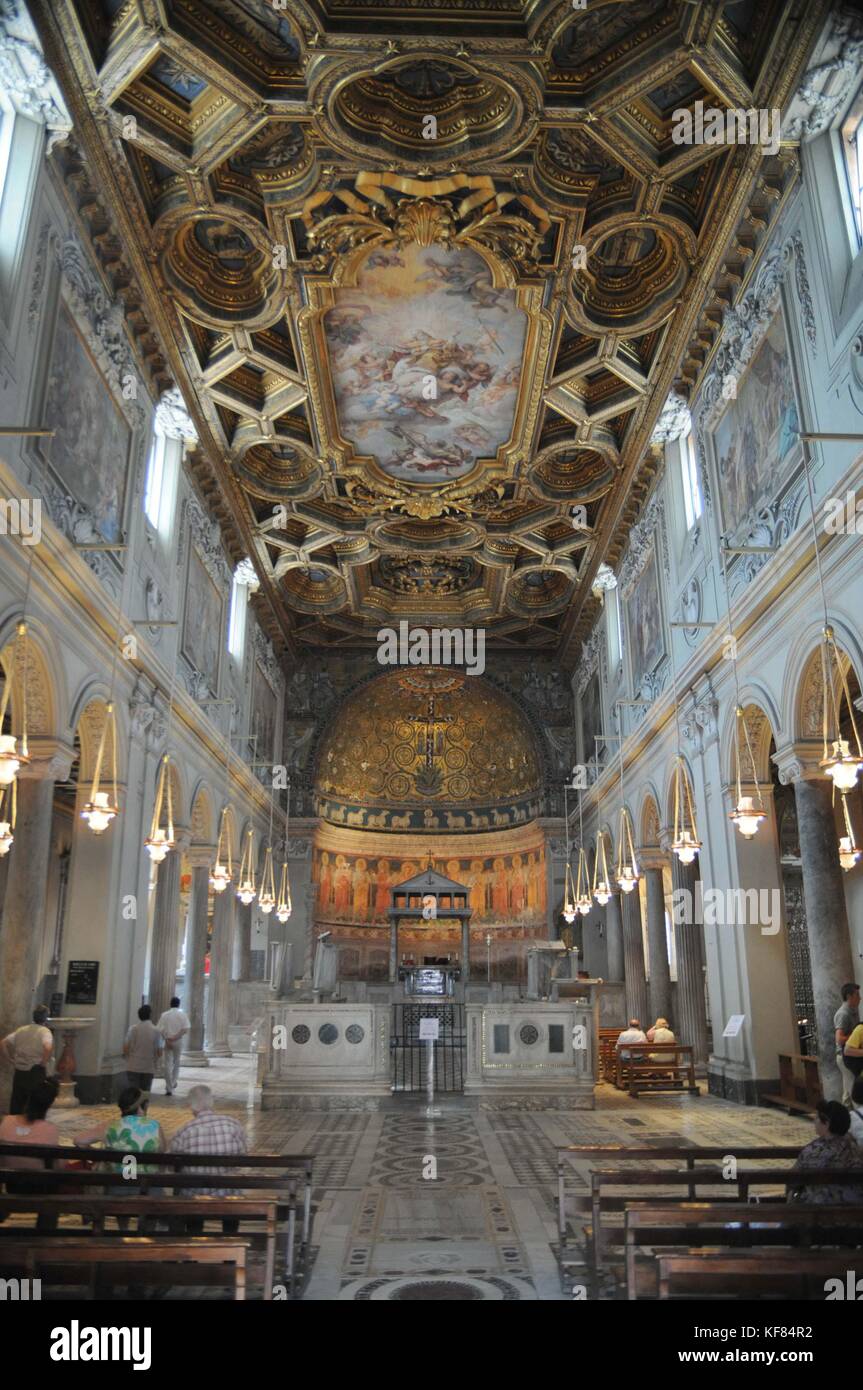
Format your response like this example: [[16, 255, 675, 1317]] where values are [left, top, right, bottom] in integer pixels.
[[392, 1280, 484, 1301], [346, 1024, 365, 1044], [319, 1023, 339, 1045], [519, 1023, 539, 1046], [291, 1025, 310, 1044]]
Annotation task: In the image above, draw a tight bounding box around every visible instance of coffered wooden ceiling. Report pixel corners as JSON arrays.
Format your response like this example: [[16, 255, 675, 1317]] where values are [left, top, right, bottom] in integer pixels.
[[31, 0, 825, 665]]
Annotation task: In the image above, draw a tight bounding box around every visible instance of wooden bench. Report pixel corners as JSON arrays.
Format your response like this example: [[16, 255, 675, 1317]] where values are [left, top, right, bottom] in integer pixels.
[[588, 1165, 863, 1273], [556, 1144, 802, 1252], [0, 1194, 279, 1297], [762, 1053, 821, 1115], [598, 1028, 624, 1083], [0, 1160, 309, 1295], [657, 1248, 863, 1300], [624, 1203, 863, 1299], [0, 1235, 247, 1299], [613, 1043, 698, 1097]]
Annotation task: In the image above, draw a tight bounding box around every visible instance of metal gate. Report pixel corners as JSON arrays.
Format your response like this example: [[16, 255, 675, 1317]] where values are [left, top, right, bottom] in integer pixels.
[[390, 1003, 466, 1093]]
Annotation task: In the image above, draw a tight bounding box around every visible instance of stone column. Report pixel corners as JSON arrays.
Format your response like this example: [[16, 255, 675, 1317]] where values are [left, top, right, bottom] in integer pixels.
[[621, 887, 649, 1027], [642, 853, 672, 1026], [206, 884, 234, 1057], [148, 828, 189, 1025], [793, 774, 855, 1099], [605, 891, 625, 982], [671, 855, 709, 1067], [183, 853, 211, 1067], [389, 917, 398, 983], [461, 916, 470, 982], [0, 742, 73, 1111], [233, 900, 252, 981]]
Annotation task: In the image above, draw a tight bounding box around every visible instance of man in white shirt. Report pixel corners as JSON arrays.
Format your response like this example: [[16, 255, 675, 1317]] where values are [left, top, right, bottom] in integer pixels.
[[616, 1019, 648, 1060], [157, 996, 190, 1096], [2, 1005, 54, 1114]]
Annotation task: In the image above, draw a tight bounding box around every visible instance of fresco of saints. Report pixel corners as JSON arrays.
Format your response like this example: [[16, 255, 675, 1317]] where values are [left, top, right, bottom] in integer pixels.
[[353, 858, 372, 921], [333, 855, 352, 917], [317, 850, 333, 911], [374, 859, 392, 920], [492, 858, 508, 916], [510, 853, 527, 915]]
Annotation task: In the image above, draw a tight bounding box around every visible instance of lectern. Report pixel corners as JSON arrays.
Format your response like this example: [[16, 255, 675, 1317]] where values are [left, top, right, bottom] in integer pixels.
[[387, 867, 472, 985]]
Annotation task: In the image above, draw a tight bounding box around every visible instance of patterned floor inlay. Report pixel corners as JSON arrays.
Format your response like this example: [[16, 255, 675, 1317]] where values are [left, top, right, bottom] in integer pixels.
[[339, 1275, 536, 1300]]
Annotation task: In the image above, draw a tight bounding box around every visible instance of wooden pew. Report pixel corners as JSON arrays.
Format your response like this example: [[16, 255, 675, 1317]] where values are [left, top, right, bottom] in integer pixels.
[[0, 1194, 279, 1297], [624, 1203, 863, 1299], [0, 1235, 247, 1299], [657, 1249, 863, 1300], [598, 1028, 624, 1083], [0, 1163, 307, 1295], [613, 1043, 698, 1097], [556, 1144, 802, 1253], [589, 1166, 863, 1273], [762, 1053, 821, 1115]]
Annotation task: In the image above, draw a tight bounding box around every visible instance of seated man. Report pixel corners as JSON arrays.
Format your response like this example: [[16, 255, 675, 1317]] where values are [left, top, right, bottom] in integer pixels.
[[616, 1019, 647, 1060], [169, 1084, 247, 1234], [788, 1100, 863, 1204]]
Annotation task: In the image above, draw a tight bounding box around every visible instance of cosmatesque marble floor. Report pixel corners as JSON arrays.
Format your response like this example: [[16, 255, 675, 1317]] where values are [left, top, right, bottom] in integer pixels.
[[47, 1055, 811, 1302]]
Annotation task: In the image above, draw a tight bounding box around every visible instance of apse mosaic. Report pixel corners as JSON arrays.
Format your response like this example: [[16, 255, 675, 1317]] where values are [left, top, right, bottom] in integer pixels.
[[313, 846, 546, 927], [313, 668, 541, 832], [324, 244, 526, 485]]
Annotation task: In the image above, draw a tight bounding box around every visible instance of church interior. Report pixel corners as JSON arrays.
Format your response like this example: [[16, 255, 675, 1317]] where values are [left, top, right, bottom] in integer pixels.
[[0, 0, 862, 1333]]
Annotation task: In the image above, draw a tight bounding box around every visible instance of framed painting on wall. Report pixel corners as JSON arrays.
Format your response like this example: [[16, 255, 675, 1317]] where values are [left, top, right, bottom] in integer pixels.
[[252, 662, 277, 765], [710, 304, 801, 538], [580, 668, 604, 769], [626, 542, 665, 693], [39, 300, 133, 543], [182, 546, 223, 695]]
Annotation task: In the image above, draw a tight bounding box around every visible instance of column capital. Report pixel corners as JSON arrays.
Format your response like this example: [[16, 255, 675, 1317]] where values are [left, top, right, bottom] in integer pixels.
[[639, 845, 670, 870], [187, 844, 217, 869], [172, 825, 192, 854], [17, 737, 75, 782], [772, 740, 825, 785]]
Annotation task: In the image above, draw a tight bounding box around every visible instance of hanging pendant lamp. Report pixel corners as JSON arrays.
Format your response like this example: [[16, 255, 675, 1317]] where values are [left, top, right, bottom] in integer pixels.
[[728, 706, 766, 839], [614, 737, 639, 891], [210, 805, 233, 893], [145, 754, 175, 862], [671, 755, 702, 862], [81, 700, 119, 834], [592, 830, 613, 906], [275, 779, 293, 922], [819, 626, 863, 790], [838, 791, 861, 871], [236, 827, 256, 905]]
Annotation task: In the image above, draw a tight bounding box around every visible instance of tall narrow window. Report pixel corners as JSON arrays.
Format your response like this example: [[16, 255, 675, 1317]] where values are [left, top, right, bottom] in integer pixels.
[[143, 429, 168, 530], [681, 429, 703, 531], [842, 87, 863, 246]]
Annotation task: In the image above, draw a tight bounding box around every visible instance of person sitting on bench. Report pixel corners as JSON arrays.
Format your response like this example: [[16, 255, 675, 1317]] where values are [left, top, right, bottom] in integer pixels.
[[647, 1018, 676, 1062], [788, 1099, 863, 1203], [616, 1019, 647, 1059], [75, 1086, 166, 1230], [169, 1084, 247, 1235], [0, 1076, 62, 1229]]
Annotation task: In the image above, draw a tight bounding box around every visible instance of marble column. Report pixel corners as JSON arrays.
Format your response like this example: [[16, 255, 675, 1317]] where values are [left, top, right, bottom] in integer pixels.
[[643, 857, 672, 1026], [148, 829, 188, 1025], [206, 884, 234, 1057], [672, 856, 709, 1066], [0, 744, 72, 1111], [233, 900, 252, 981], [461, 917, 470, 982], [183, 855, 211, 1067], [621, 888, 649, 1027], [605, 891, 625, 982], [793, 774, 856, 1099], [389, 918, 398, 983]]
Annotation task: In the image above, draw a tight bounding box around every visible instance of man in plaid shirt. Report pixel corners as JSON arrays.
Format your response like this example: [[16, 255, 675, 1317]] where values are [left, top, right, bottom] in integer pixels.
[[169, 1084, 247, 1231]]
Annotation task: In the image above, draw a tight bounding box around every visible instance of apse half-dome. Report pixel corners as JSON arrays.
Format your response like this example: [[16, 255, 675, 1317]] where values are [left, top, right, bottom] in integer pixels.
[[313, 668, 541, 834]]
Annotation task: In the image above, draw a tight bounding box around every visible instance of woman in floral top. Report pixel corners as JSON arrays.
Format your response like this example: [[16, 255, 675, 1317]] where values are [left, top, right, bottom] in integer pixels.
[[76, 1085, 165, 1169], [788, 1100, 863, 1204]]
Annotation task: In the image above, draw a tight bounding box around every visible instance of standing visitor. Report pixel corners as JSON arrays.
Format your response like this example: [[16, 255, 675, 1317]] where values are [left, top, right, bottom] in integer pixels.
[[157, 996, 189, 1096], [123, 1005, 162, 1094], [1, 1004, 54, 1115]]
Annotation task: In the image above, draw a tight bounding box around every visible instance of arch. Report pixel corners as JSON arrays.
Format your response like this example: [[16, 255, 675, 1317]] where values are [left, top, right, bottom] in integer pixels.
[[662, 753, 696, 829], [74, 696, 128, 784], [782, 615, 863, 742], [220, 803, 239, 861], [0, 611, 62, 739], [637, 787, 662, 846], [722, 700, 777, 787], [190, 781, 215, 844], [150, 754, 186, 829]]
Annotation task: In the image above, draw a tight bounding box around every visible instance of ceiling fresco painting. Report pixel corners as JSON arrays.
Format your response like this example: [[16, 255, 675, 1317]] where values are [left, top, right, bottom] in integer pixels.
[[33, 0, 822, 662], [324, 243, 526, 486]]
